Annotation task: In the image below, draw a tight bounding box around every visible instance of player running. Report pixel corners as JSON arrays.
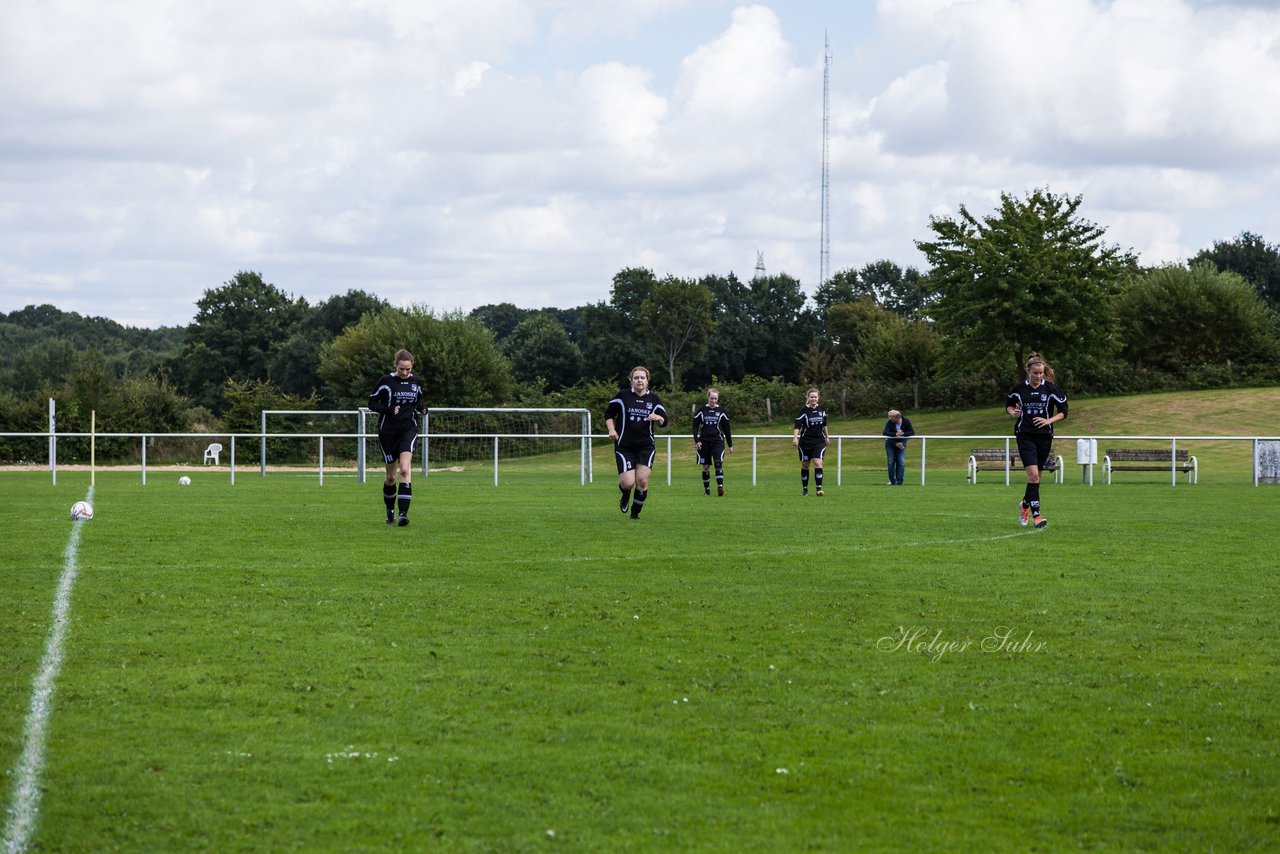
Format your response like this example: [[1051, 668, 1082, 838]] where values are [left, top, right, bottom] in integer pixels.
[[792, 387, 830, 496], [605, 366, 668, 520], [369, 349, 427, 527], [1006, 352, 1067, 529], [693, 387, 733, 496]]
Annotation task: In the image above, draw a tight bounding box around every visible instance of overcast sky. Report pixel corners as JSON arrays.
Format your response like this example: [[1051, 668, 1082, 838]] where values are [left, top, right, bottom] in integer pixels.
[[3, 0, 1279, 329]]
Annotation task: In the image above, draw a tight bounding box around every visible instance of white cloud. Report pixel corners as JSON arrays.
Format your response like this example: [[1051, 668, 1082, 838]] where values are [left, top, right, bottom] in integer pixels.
[[3, 0, 1280, 327]]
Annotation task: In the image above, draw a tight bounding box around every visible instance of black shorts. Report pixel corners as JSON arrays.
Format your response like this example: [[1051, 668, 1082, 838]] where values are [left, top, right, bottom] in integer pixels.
[[378, 428, 418, 463], [797, 440, 827, 463], [615, 444, 656, 474], [1016, 433, 1054, 470], [696, 439, 725, 466]]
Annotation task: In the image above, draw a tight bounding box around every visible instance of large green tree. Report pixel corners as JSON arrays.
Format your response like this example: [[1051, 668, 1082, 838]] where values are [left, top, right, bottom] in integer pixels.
[[269, 289, 389, 403], [917, 188, 1136, 380], [857, 260, 931, 318], [610, 267, 658, 323], [689, 272, 753, 385], [1191, 230, 1280, 311], [744, 273, 819, 382], [856, 316, 943, 409], [1115, 263, 1280, 375], [171, 271, 308, 411], [470, 303, 534, 343], [502, 314, 584, 392], [319, 306, 514, 407], [637, 276, 715, 389], [579, 302, 648, 384]]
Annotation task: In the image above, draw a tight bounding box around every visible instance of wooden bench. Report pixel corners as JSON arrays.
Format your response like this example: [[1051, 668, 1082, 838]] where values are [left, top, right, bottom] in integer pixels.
[[1103, 448, 1197, 484], [967, 448, 1062, 484]]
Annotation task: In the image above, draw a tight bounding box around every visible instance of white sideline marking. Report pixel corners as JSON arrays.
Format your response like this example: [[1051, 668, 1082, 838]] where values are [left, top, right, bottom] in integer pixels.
[[3, 487, 93, 854]]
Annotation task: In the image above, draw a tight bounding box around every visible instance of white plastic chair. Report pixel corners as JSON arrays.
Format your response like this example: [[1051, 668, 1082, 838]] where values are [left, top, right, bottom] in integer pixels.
[[203, 442, 223, 465]]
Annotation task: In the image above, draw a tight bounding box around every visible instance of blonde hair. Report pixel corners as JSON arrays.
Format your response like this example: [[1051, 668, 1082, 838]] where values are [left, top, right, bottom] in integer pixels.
[[1025, 352, 1055, 383], [394, 349, 414, 365], [806, 387, 820, 398], [630, 365, 650, 381]]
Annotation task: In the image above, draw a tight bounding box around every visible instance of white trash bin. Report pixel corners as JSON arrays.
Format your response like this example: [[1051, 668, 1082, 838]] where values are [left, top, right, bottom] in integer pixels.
[[1076, 438, 1097, 485]]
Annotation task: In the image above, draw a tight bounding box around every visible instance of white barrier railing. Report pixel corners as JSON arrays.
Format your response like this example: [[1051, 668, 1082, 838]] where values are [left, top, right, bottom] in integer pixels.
[[2, 431, 1278, 487]]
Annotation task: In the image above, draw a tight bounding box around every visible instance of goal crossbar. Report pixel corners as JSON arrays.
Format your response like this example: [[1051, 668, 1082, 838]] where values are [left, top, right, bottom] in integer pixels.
[[262, 407, 594, 484]]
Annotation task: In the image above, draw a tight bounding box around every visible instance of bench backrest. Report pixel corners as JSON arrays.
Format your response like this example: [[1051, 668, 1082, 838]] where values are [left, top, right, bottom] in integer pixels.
[[970, 448, 1056, 470], [1105, 449, 1190, 462]]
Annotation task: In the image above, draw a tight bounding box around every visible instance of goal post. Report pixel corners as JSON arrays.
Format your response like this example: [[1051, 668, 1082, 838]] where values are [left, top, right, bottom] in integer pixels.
[[420, 408, 593, 485], [262, 407, 594, 484]]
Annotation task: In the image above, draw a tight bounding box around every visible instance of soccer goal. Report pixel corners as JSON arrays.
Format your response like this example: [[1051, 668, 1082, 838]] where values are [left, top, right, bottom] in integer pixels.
[[262, 407, 594, 484], [419, 408, 593, 485]]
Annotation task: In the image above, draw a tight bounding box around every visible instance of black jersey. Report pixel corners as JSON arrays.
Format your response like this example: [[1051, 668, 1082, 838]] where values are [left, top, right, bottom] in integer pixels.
[[369, 373, 427, 432], [693, 405, 733, 447], [606, 388, 667, 447], [793, 405, 828, 443], [1006, 379, 1067, 435]]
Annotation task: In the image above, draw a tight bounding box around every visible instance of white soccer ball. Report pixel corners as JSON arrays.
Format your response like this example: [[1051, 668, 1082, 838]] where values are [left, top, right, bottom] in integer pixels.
[[70, 501, 94, 521], [178, 476, 192, 486]]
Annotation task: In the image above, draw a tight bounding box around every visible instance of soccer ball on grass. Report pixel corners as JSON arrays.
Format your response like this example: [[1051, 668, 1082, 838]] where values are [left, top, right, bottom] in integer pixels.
[[179, 476, 192, 486], [70, 501, 94, 521]]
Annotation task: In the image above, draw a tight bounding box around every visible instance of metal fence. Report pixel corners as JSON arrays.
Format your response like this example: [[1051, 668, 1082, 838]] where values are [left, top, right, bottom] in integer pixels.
[[3, 431, 1279, 486]]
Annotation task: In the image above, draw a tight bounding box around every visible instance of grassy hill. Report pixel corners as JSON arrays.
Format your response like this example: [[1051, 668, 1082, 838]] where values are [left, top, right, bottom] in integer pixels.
[[709, 386, 1280, 479], [820, 385, 1280, 438]]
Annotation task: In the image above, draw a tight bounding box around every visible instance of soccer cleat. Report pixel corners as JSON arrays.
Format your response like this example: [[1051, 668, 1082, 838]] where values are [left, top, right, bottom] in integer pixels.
[[398, 514, 410, 527], [705, 488, 711, 496], [802, 488, 808, 496], [619, 494, 630, 513], [717, 486, 724, 497], [816, 487, 824, 497], [1019, 501, 1030, 527], [1033, 514, 1047, 529], [386, 510, 396, 525]]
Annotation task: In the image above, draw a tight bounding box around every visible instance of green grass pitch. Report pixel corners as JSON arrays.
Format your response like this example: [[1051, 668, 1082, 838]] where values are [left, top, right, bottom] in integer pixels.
[[3, 461, 1279, 850]]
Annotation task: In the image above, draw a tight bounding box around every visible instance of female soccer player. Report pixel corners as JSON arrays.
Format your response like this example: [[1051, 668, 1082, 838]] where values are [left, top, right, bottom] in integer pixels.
[[369, 349, 427, 526], [792, 387, 830, 496], [692, 387, 733, 496], [1006, 352, 1067, 528], [605, 366, 668, 520]]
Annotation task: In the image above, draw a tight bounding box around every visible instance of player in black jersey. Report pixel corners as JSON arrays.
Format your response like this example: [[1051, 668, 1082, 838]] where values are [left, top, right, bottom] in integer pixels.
[[1006, 352, 1067, 529], [792, 387, 830, 496], [692, 387, 733, 496], [605, 365, 668, 519], [369, 349, 427, 527]]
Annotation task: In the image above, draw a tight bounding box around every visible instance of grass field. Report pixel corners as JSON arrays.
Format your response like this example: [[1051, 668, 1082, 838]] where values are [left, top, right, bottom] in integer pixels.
[[5, 387, 1280, 851]]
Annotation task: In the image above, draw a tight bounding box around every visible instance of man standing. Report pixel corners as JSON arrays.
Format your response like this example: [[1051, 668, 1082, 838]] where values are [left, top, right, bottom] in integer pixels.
[[882, 409, 915, 486]]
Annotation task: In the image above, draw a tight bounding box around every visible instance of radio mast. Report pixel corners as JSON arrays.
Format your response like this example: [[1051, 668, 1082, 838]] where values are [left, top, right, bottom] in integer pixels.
[[819, 32, 831, 291]]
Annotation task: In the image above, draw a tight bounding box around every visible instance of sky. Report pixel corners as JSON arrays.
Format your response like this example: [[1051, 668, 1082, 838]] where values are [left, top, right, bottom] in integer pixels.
[[3, 0, 1279, 329]]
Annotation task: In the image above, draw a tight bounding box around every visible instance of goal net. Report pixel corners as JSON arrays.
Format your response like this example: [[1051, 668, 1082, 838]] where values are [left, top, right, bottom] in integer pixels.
[[261, 407, 593, 483], [420, 408, 592, 484]]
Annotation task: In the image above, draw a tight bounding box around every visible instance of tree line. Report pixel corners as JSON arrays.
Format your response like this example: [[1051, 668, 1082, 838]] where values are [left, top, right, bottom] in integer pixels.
[[2, 188, 1278, 461]]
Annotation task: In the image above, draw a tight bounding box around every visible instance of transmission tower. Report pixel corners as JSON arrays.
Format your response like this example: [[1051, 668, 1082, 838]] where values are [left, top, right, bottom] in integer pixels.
[[754, 251, 766, 278], [819, 32, 831, 290]]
